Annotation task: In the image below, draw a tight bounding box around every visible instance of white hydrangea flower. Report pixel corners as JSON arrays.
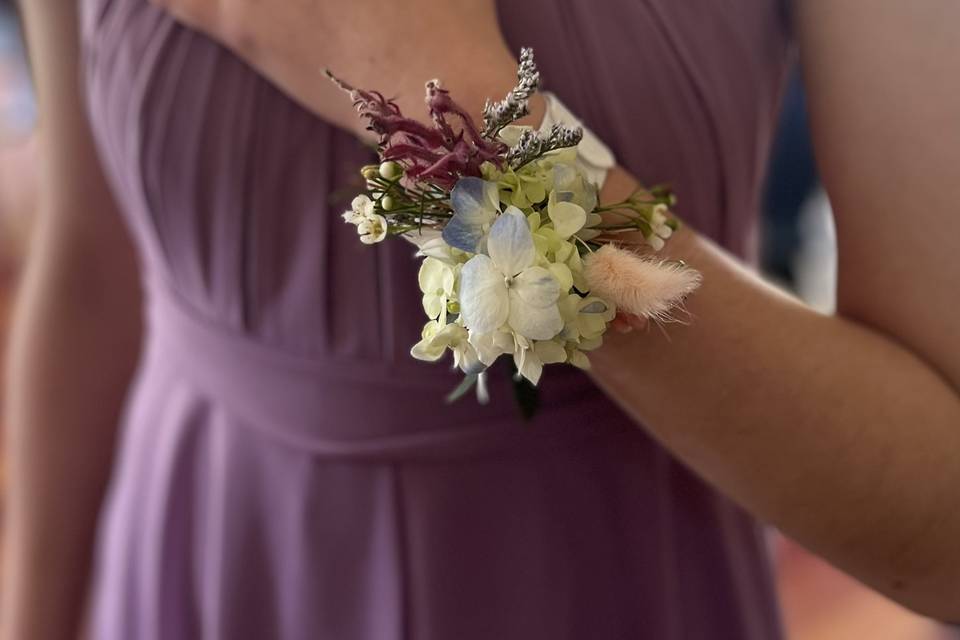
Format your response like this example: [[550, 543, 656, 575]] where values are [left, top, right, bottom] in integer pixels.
[[566, 347, 592, 370], [469, 328, 515, 367], [551, 162, 598, 215], [416, 237, 459, 265], [410, 321, 483, 374], [459, 207, 563, 341], [559, 294, 616, 342], [512, 336, 568, 385], [546, 189, 587, 239], [418, 258, 456, 324], [502, 164, 550, 209]]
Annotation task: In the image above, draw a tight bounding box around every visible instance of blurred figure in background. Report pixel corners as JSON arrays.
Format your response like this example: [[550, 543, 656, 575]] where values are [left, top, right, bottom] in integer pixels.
[[760, 64, 818, 289]]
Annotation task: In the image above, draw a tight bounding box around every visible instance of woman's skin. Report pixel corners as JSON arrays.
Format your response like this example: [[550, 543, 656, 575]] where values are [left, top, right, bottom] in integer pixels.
[[4, 0, 959, 638]]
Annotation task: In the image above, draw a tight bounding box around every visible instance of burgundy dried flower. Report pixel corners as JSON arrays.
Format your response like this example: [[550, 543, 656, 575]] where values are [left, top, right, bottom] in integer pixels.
[[326, 70, 506, 190]]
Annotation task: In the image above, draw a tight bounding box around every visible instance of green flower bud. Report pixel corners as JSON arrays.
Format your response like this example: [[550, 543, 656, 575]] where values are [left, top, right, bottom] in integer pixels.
[[381, 195, 395, 211], [361, 165, 380, 180]]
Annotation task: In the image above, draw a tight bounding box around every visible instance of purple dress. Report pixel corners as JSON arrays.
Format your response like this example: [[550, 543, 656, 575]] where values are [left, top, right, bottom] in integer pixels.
[[79, 0, 792, 637]]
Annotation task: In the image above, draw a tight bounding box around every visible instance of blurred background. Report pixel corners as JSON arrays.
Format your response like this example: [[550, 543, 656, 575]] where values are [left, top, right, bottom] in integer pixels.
[[0, 4, 953, 638]]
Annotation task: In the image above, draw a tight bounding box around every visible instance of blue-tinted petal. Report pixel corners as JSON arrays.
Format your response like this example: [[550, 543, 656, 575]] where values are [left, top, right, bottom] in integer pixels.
[[442, 219, 483, 253], [442, 177, 499, 252], [451, 177, 498, 218], [487, 206, 536, 277]]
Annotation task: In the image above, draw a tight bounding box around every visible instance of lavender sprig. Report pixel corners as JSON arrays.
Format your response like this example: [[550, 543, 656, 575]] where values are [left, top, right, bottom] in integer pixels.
[[481, 47, 541, 138], [506, 122, 584, 170]]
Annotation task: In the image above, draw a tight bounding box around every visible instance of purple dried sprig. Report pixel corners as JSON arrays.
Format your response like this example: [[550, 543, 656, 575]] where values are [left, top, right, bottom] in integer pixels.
[[481, 47, 541, 138]]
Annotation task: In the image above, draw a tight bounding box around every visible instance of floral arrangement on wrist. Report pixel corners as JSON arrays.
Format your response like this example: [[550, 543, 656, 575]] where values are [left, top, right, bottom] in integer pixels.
[[329, 48, 701, 405]]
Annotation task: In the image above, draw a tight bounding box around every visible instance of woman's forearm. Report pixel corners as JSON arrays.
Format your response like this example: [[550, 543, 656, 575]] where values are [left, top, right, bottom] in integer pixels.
[[0, 215, 143, 640], [590, 167, 960, 620]]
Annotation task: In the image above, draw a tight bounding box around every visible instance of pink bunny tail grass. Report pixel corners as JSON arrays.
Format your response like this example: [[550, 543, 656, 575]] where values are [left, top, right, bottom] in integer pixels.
[[584, 244, 702, 323]]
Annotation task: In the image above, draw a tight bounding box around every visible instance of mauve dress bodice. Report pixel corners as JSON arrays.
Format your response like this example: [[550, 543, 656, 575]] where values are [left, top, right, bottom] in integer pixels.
[[79, 0, 793, 637]]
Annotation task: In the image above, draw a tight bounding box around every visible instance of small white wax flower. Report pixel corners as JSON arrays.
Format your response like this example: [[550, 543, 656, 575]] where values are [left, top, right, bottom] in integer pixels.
[[418, 258, 456, 324], [459, 207, 563, 340], [357, 213, 388, 244], [352, 194, 374, 217], [342, 196, 368, 225], [647, 236, 665, 251], [343, 194, 377, 226], [646, 204, 674, 251]]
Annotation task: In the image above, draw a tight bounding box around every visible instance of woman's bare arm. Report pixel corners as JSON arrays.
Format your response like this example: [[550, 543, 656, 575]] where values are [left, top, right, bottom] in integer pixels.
[[154, 0, 960, 620], [1, 3, 143, 639], [588, 0, 960, 619]]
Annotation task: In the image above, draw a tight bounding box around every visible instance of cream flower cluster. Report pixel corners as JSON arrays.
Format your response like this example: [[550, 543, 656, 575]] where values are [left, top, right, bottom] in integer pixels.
[[333, 48, 699, 406], [410, 144, 616, 386]]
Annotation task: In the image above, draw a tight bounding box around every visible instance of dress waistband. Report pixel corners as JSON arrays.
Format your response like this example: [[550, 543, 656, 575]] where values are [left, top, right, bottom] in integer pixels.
[[143, 274, 628, 461]]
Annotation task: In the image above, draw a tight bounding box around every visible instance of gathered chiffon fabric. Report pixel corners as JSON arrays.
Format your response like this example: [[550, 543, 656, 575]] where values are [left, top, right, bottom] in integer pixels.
[[79, 0, 793, 637]]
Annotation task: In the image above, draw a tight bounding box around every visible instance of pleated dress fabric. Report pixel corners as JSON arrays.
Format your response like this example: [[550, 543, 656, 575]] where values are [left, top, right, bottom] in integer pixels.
[[79, 0, 794, 637]]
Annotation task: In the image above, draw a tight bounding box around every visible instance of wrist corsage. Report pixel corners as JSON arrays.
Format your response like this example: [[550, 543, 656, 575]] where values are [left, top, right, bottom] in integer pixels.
[[328, 48, 701, 405]]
